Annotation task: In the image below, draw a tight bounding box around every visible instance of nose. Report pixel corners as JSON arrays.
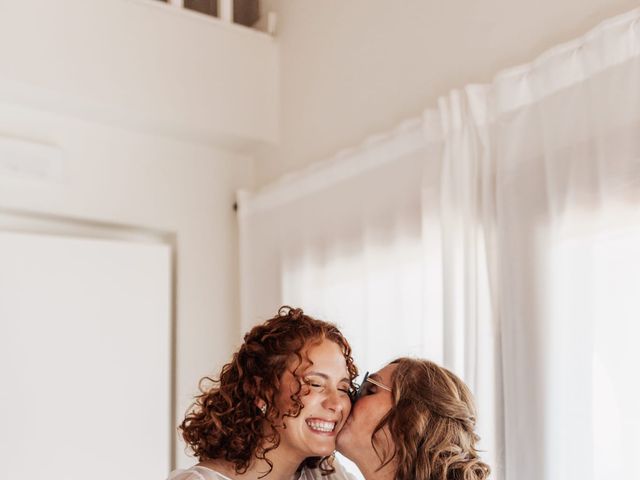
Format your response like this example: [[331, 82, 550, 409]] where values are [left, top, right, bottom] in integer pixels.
[[322, 387, 346, 414]]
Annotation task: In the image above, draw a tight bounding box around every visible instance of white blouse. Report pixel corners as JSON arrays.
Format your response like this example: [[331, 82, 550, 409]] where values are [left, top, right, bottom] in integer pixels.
[[167, 461, 356, 480]]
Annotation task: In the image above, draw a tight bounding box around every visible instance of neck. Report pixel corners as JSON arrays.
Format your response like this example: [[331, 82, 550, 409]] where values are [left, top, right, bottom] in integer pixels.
[[354, 457, 397, 480]]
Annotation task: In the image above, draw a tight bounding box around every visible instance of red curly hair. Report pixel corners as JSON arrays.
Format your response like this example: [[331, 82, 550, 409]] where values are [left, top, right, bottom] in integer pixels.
[[180, 306, 358, 476]]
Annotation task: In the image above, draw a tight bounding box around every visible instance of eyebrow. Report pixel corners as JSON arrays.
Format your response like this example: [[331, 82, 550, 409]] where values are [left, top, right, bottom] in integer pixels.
[[304, 371, 351, 384]]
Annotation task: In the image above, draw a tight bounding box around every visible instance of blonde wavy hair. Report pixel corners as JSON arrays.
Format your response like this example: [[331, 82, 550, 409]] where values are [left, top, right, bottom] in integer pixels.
[[372, 357, 490, 480]]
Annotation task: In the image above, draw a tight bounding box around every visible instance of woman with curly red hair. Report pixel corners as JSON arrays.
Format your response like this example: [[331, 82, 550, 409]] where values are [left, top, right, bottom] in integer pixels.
[[337, 358, 491, 480], [168, 306, 358, 480]]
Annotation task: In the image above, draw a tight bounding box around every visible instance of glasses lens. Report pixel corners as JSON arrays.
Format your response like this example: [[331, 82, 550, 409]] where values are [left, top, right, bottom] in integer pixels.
[[353, 371, 369, 402]]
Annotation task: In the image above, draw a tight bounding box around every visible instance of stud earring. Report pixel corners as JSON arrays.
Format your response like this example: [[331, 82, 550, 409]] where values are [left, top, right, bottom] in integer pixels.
[[260, 404, 267, 415]]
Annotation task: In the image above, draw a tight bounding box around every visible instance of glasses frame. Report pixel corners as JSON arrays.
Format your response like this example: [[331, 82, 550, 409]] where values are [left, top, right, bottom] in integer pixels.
[[353, 371, 392, 402]]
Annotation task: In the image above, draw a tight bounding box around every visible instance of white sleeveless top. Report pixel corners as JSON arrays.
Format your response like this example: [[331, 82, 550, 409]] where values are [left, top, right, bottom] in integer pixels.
[[167, 462, 356, 480], [168, 466, 230, 480]]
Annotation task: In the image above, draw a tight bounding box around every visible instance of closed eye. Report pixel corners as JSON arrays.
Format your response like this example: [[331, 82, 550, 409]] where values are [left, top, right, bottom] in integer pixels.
[[361, 383, 377, 396], [304, 377, 325, 389], [338, 385, 351, 395]]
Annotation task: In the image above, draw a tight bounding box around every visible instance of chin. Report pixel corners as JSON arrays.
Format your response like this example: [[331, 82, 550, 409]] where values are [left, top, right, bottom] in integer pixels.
[[315, 445, 336, 457]]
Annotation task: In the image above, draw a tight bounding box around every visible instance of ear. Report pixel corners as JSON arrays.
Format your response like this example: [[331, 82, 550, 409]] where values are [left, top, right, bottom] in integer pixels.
[[255, 398, 267, 415]]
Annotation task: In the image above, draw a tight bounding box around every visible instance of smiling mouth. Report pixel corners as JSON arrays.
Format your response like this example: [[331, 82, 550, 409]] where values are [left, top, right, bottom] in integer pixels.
[[305, 419, 337, 433]]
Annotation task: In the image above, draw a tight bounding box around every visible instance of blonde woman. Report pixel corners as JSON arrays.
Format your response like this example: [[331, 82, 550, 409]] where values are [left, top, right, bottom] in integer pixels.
[[337, 358, 490, 480]]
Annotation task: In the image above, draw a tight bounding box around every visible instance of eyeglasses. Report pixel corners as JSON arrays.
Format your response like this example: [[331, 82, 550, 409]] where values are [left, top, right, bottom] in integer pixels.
[[353, 371, 392, 401]]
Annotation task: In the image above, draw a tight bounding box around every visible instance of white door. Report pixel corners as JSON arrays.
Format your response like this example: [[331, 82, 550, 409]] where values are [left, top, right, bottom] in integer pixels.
[[0, 230, 172, 479]]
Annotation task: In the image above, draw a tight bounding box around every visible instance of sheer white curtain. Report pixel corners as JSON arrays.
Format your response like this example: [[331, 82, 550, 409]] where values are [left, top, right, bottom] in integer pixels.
[[436, 84, 502, 475], [238, 8, 640, 480], [490, 9, 640, 479]]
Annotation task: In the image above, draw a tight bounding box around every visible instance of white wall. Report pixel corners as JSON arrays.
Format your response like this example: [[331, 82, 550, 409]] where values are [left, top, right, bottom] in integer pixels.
[[0, 0, 278, 148], [254, 0, 639, 185], [0, 231, 172, 478]]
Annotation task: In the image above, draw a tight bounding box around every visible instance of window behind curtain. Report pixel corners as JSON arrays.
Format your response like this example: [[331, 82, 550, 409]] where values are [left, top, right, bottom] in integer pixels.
[[550, 208, 640, 479]]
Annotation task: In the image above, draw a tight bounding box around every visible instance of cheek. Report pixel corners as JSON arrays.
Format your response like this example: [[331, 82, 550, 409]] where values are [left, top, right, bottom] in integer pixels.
[[342, 397, 353, 417], [357, 400, 388, 430], [351, 400, 372, 424], [294, 389, 324, 417], [276, 389, 306, 418]]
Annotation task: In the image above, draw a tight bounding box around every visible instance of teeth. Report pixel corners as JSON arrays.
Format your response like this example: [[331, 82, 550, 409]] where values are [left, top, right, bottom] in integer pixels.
[[306, 420, 336, 432]]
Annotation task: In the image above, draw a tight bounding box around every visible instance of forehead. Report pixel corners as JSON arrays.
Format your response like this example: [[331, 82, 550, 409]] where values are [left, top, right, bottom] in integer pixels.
[[290, 338, 348, 373], [372, 363, 397, 385]]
